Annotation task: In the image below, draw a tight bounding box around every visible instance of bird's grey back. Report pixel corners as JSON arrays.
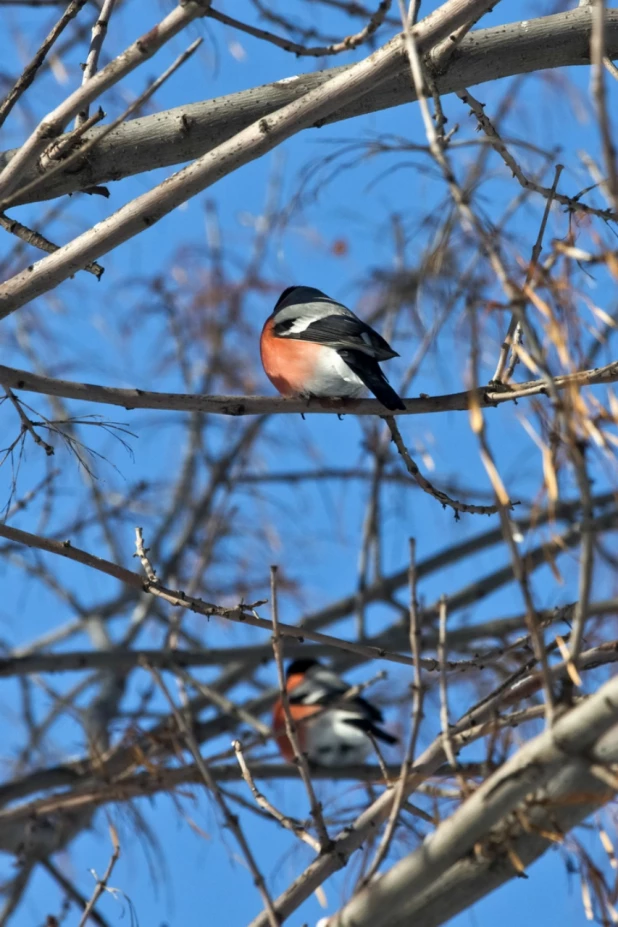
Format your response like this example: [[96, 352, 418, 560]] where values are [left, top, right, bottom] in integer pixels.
[[273, 286, 354, 328]]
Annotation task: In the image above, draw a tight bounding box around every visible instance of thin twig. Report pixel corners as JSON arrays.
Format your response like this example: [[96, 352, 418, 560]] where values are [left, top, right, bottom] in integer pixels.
[[233, 740, 321, 852], [457, 88, 610, 221], [75, 0, 117, 129], [44, 106, 105, 164], [4, 468, 58, 521], [269, 565, 331, 851], [134, 526, 157, 583], [0, 862, 36, 926], [603, 55, 618, 82], [0, 519, 440, 669], [2, 387, 55, 456], [468, 310, 556, 725], [208, 0, 391, 57], [367, 732, 393, 786], [41, 859, 110, 927], [567, 443, 595, 668], [76, 822, 120, 927], [589, 763, 618, 791], [361, 537, 426, 884], [355, 428, 388, 638], [342, 670, 389, 703], [406, 538, 425, 764], [0, 510, 613, 680], [398, 6, 560, 725], [182, 671, 272, 739], [438, 596, 468, 795], [495, 163, 564, 383], [385, 415, 505, 517], [592, 0, 618, 209], [401, 15, 563, 419], [0, 212, 104, 279]]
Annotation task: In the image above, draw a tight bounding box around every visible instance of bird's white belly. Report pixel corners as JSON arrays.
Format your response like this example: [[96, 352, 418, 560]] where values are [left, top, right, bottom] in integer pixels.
[[305, 347, 365, 398], [305, 711, 372, 767]]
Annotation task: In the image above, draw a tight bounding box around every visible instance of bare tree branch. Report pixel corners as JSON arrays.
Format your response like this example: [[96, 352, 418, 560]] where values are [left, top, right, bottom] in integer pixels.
[[0, 9, 615, 207], [74, 0, 116, 129], [76, 823, 120, 927], [0, 212, 103, 278], [0, 359, 616, 417], [0, 0, 497, 317], [0, 0, 214, 201], [328, 724, 618, 927]]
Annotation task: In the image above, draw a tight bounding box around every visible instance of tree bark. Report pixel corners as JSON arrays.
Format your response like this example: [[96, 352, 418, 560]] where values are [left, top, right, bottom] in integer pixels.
[[1, 7, 615, 206], [348, 727, 618, 927], [325, 700, 618, 927]]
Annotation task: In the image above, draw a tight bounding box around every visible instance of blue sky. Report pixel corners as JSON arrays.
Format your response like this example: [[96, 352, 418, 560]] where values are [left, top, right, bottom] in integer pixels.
[[0, 0, 616, 924]]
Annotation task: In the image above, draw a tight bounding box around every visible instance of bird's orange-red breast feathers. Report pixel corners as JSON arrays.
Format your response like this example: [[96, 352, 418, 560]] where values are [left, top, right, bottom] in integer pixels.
[[260, 316, 324, 398]]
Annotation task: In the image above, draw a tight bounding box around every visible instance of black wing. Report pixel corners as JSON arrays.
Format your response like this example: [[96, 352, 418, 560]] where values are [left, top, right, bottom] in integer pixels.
[[279, 313, 398, 361]]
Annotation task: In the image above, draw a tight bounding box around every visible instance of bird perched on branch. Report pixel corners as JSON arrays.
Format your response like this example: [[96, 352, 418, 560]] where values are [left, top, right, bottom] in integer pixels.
[[260, 286, 405, 411], [273, 658, 398, 767]]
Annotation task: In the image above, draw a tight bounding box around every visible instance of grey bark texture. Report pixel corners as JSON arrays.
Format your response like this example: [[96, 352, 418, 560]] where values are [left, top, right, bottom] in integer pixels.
[[369, 737, 616, 927], [327, 677, 618, 926], [1, 7, 616, 206]]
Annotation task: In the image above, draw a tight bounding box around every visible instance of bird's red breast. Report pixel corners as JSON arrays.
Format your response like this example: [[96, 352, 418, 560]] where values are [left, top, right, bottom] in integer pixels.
[[260, 317, 324, 397], [272, 672, 321, 761]]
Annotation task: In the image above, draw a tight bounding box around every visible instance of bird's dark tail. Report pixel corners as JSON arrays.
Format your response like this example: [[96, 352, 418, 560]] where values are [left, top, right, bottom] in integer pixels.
[[338, 350, 405, 411], [371, 725, 399, 745], [346, 716, 399, 744]]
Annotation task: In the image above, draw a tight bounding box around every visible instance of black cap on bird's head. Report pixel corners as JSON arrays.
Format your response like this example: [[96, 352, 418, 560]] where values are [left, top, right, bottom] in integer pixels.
[[274, 286, 301, 309], [286, 657, 320, 678], [273, 286, 329, 313]]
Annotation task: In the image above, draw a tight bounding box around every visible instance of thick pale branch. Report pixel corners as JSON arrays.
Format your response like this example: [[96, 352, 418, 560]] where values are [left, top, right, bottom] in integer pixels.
[[329, 725, 618, 927], [0, 8, 615, 206], [0, 0, 497, 317]]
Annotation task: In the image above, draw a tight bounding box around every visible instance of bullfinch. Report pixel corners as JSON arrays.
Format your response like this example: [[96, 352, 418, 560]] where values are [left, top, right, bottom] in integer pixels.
[[260, 286, 405, 411], [272, 657, 398, 767]]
